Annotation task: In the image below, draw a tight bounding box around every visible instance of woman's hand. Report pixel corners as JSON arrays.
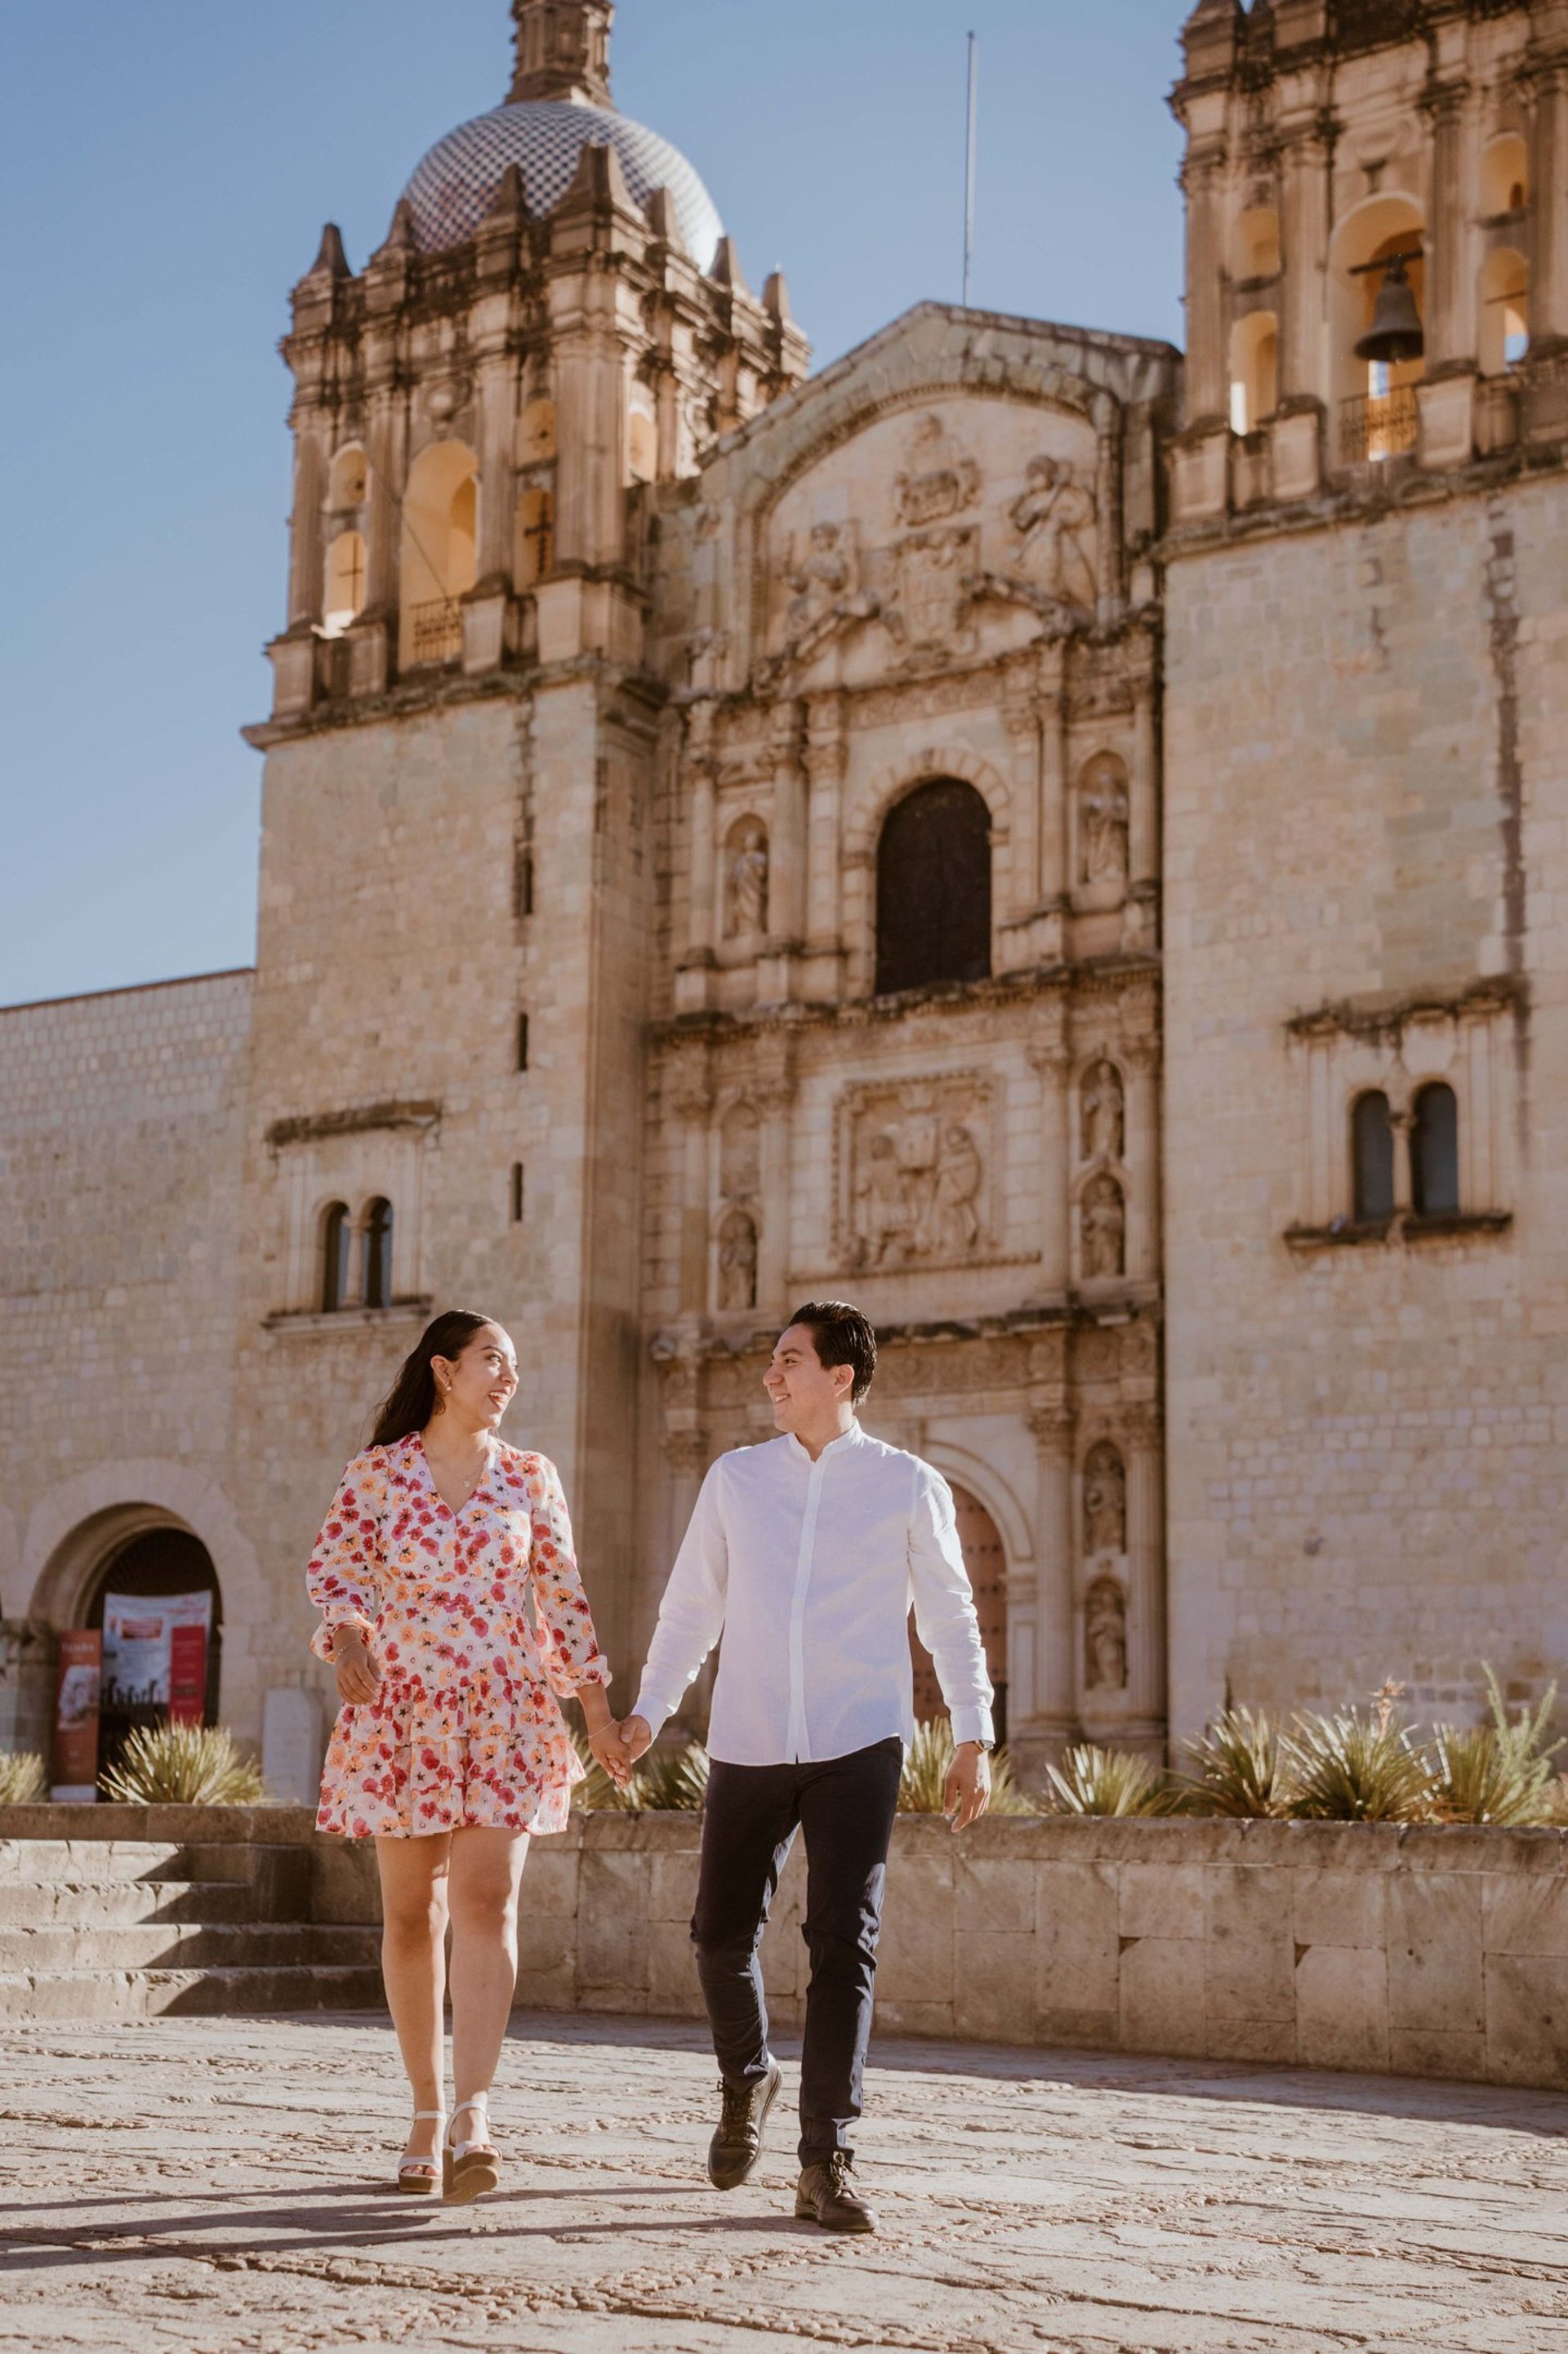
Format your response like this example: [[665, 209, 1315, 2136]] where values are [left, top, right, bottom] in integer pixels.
[[332, 1626, 381, 1706], [586, 1720, 634, 1788]]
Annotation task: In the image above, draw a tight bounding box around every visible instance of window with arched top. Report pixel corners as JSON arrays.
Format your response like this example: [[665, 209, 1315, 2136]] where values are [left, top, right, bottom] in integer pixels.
[[1352, 1093, 1395, 1224], [1479, 248, 1530, 376], [1481, 133, 1528, 221], [399, 440, 479, 667], [321, 1202, 352, 1313], [327, 444, 368, 510], [1230, 311, 1279, 435], [323, 530, 366, 635], [1410, 1084, 1459, 1217], [363, 1198, 394, 1309], [875, 778, 992, 996]]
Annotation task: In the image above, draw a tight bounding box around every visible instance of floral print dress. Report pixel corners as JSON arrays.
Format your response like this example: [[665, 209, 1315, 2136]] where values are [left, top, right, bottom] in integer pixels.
[[307, 1433, 608, 1839]]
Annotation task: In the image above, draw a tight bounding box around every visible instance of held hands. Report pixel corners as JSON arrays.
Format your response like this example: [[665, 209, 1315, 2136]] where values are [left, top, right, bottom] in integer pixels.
[[618, 1715, 654, 1766], [579, 1690, 645, 1789], [332, 1626, 382, 1707], [944, 1741, 991, 1833]]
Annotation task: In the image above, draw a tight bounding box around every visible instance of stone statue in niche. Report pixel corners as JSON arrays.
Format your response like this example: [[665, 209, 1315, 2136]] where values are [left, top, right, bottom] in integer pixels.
[[1085, 1574, 1129, 1692], [717, 1207, 759, 1313], [847, 1083, 989, 1270], [894, 414, 981, 528], [1079, 755, 1131, 887], [1010, 457, 1098, 611], [1080, 1061, 1125, 1164], [1080, 1173, 1126, 1278], [725, 824, 769, 939], [1082, 1441, 1127, 1558], [720, 1101, 760, 1200]]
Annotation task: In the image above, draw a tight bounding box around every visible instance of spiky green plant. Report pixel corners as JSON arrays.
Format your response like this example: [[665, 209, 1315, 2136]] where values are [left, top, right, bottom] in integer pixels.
[[896, 1717, 1036, 1816], [1281, 1692, 1432, 1823], [570, 1728, 710, 1812], [1043, 1742, 1174, 1818], [1429, 1670, 1563, 1826], [99, 1722, 268, 1807], [1173, 1705, 1286, 1818], [0, 1750, 47, 1805]]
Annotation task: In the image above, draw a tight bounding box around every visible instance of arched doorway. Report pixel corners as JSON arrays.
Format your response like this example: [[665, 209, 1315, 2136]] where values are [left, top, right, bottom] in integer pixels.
[[911, 1482, 1008, 1745], [84, 1527, 222, 1772]]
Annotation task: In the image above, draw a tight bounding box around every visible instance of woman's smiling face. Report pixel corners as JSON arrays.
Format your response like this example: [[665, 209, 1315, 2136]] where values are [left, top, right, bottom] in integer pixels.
[[434, 1322, 518, 1429]]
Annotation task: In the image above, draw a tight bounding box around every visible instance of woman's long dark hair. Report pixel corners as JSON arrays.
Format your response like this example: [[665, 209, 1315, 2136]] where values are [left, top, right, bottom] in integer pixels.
[[370, 1309, 493, 1448]]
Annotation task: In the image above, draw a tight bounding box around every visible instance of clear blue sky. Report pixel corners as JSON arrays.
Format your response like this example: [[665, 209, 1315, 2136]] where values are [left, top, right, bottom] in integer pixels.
[[0, 1, 1187, 1008]]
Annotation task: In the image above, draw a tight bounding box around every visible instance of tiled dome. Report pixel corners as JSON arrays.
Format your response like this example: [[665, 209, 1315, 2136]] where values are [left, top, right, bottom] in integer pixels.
[[402, 100, 724, 267]]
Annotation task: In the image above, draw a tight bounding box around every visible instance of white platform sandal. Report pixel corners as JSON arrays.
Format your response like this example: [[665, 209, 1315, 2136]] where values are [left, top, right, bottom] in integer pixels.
[[396, 2107, 446, 2196], [443, 2093, 500, 2204]]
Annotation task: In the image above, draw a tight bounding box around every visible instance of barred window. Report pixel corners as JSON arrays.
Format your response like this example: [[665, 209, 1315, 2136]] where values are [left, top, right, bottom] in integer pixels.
[[875, 778, 991, 996], [1410, 1083, 1459, 1216], [1352, 1093, 1394, 1224]]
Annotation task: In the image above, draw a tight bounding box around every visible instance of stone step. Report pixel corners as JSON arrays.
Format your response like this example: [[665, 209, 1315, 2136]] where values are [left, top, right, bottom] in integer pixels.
[[0, 1963, 387, 2023], [0, 1877, 257, 1930], [0, 1922, 381, 1974], [0, 1838, 194, 1884]]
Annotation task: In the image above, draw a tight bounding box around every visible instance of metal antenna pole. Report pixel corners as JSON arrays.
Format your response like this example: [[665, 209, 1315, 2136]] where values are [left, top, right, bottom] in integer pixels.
[[963, 31, 978, 308]]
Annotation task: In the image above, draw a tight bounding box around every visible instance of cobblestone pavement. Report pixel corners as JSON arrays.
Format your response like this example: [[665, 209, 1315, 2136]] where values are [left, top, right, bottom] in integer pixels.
[[2, 2012, 1566, 2353]]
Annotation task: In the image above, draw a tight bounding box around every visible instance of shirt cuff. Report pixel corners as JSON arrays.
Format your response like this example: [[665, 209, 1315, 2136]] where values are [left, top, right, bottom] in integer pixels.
[[310, 1612, 372, 1664], [951, 1704, 996, 1749], [631, 1688, 674, 1743]]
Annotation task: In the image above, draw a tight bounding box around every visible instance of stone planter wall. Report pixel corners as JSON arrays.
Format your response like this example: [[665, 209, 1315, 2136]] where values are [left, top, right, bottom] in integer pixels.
[[9, 1804, 1568, 2090]]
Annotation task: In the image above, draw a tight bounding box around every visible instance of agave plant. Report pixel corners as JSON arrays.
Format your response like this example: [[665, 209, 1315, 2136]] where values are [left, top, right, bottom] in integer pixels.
[[897, 1717, 1036, 1816], [1281, 1693, 1432, 1823], [1172, 1705, 1286, 1818], [100, 1721, 268, 1807], [569, 1728, 710, 1812], [0, 1750, 47, 1805], [1429, 1670, 1563, 1826], [1043, 1742, 1174, 1818]]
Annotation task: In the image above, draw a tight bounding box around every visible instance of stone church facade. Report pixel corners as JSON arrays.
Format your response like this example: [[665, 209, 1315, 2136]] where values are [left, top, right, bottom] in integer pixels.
[[2, 0, 1565, 1790]]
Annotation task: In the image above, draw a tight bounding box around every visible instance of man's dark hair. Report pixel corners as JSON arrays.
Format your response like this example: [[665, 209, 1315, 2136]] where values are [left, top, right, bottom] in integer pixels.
[[786, 1300, 878, 1406]]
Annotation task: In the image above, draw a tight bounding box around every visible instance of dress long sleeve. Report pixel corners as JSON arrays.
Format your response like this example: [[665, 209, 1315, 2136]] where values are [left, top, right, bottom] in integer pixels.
[[306, 1452, 383, 1663], [632, 1460, 730, 1740], [528, 1456, 610, 1699], [907, 1462, 996, 1749]]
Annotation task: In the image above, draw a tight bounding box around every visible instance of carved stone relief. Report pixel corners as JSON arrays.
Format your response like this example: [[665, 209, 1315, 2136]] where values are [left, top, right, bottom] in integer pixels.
[[717, 1206, 759, 1312], [894, 414, 982, 528], [1080, 1061, 1125, 1163], [835, 1076, 999, 1273], [1010, 457, 1098, 612], [1079, 753, 1131, 888], [724, 823, 769, 939], [1081, 1174, 1127, 1279], [1084, 1572, 1129, 1691], [884, 527, 981, 658], [1082, 1440, 1127, 1557], [719, 1100, 760, 1198]]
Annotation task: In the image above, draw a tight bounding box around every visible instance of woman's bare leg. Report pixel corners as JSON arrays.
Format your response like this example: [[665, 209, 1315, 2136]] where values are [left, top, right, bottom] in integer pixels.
[[376, 1834, 452, 2162], [447, 1827, 528, 2139]]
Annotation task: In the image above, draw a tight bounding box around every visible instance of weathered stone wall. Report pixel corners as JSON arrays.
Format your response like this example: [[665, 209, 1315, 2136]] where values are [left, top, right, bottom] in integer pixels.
[[295, 1808, 1568, 2093], [1161, 474, 1568, 1749], [0, 973, 253, 1704]]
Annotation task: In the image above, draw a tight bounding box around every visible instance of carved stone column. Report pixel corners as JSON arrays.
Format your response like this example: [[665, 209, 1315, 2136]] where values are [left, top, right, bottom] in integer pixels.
[[1094, 399, 1125, 626], [753, 1068, 796, 1317], [286, 415, 327, 631], [350, 368, 404, 695], [1123, 1402, 1166, 1742], [1277, 120, 1331, 407], [768, 699, 808, 947], [675, 707, 719, 1014], [804, 693, 847, 988], [1182, 147, 1230, 426], [1419, 80, 1480, 470], [666, 1056, 712, 1314], [1127, 662, 1160, 895], [1028, 1019, 1072, 1300], [1122, 1036, 1161, 1284], [1026, 1402, 1077, 1750], [1036, 640, 1070, 911], [1530, 56, 1568, 353], [464, 350, 519, 673]]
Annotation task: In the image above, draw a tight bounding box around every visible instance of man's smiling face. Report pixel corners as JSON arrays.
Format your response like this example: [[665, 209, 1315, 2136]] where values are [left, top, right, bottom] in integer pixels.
[[763, 1323, 853, 1433]]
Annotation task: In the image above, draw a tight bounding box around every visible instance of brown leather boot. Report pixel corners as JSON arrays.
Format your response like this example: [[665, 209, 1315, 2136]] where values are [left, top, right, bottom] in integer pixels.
[[795, 2151, 875, 2233], [707, 2060, 783, 2189]]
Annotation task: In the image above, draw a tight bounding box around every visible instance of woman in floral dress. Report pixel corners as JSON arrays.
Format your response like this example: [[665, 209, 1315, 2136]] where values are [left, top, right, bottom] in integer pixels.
[[307, 1308, 627, 2200]]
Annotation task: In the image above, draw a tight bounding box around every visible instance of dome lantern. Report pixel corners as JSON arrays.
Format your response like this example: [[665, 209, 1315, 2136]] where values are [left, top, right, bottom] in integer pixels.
[[510, 0, 612, 109]]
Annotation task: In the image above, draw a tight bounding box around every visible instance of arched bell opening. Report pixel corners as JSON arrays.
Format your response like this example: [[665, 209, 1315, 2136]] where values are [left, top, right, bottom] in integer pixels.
[[909, 1482, 1009, 1748], [399, 440, 479, 668], [1330, 198, 1425, 465]]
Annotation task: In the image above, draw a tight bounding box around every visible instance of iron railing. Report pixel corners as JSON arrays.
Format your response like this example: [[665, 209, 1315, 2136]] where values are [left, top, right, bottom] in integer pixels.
[[408, 598, 462, 666], [1339, 386, 1419, 466]]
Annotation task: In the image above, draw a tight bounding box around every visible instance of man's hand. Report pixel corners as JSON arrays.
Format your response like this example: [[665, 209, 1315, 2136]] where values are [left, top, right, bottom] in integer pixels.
[[943, 1741, 991, 1832], [332, 1626, 381, 1707], [618, 1714, 655, 1766], [586, 1719, 635, 1788]]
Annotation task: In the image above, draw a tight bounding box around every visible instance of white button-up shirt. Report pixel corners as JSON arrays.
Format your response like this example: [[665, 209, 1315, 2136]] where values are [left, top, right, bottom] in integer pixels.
[[633, 1420, 996, 1764]]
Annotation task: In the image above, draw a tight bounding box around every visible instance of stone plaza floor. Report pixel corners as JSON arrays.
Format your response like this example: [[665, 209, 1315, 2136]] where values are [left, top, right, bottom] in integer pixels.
[[2, 2012, 1566, 2354]]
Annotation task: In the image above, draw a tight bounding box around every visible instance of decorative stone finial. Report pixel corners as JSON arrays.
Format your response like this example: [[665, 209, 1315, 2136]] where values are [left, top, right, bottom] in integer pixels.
[[509, 1, 613, 107], [371, 197, 417, 263], [309, 222, 352, 279], [710, 236, 751, 297], [483, 162, 529, 224]]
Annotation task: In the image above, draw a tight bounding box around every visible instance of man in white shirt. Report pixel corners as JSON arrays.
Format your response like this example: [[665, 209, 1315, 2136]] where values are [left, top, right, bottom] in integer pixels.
[[617, 1300, 994, 2234]]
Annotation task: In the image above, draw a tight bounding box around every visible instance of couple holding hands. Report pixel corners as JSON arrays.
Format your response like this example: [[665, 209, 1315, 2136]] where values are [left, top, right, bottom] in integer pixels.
[[308, 1299, 995, 2232]]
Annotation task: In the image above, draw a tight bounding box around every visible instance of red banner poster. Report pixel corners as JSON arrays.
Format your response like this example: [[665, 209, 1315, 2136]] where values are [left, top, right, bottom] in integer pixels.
[[52, 1629, 102, 1799], [168, 1623, 207, 1725]]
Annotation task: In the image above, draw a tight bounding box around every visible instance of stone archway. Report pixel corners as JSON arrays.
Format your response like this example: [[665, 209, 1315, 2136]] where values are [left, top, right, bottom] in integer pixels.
[[84, 1527, 224, 1762], [911, 1483, 1008, 1745]]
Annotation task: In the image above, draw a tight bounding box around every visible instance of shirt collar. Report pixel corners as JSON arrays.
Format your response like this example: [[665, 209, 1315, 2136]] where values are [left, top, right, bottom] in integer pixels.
[[785, 1419, 862, 1466]]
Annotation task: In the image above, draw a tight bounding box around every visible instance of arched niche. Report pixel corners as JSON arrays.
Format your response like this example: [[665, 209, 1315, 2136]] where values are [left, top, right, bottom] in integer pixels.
[[723, 816, 770, 941], [399, 440, 478, 667], [909, 1482, 1009, 1745], [1481, 132, 1528, 221], [1235, 205, 1281, 282], [327, 444, 368, 511], [1330, 198, 1425, 459], [1230, 310, 1279, 435], [1479, 247, 1529, 377]]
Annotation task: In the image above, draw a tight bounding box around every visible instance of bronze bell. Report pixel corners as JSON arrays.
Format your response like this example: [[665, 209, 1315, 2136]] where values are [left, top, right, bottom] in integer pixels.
[[1354, 253, 1425, 364]]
